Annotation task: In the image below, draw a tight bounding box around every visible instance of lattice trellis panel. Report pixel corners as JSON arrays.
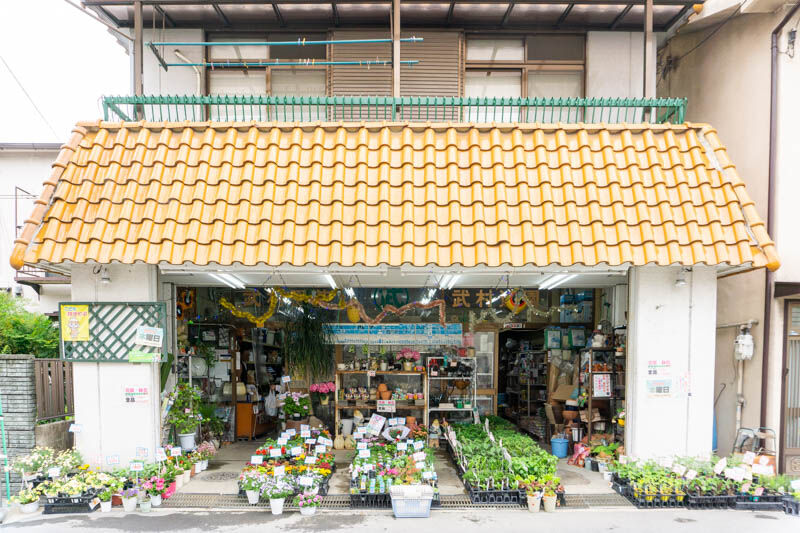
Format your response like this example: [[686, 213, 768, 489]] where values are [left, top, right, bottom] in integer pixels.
[[60, 302, 167, 362]]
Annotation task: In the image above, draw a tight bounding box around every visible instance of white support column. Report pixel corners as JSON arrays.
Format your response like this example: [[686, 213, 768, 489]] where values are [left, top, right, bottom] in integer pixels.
[[625, 265, 717, 459], [69, 264, 162, 468]]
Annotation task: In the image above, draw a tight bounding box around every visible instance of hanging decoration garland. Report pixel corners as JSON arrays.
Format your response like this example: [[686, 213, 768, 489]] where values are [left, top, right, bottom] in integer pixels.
[[219, 294, 277, 328], [346, 298, 447, 327], [273, 287, 340, 306]]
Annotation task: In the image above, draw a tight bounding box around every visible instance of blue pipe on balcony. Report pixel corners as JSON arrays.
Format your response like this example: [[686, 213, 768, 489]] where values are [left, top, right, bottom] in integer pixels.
[[148, 37, 423, 47]]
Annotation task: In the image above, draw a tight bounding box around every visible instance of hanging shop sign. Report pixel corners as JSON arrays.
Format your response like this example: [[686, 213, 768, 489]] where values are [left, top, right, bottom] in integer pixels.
[[61, 304, 90, 342], [329, 323, 463, 345], [134, 326, 164, 347], [128, 349, 161, 363], [646, 359, 673, 398]]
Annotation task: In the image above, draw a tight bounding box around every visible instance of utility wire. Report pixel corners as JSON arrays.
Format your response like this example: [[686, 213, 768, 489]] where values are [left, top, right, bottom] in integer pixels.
[[0, 55, 60, 141], [675, 5, 742, 62]]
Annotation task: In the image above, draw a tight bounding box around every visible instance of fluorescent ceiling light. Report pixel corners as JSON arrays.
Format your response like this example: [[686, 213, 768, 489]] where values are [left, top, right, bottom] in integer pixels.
[[490, 289, 510, 304], [344, 288, 355, 298], [209, 273, 238, 289], [439, 275, 453, 289], [219, 273, 245, 289], [538, 274, 568, 290], [446, 275, 460, 290], [542, 274, 578, 290], [324, 274, 337, 289], [420, 288, 437, 305]]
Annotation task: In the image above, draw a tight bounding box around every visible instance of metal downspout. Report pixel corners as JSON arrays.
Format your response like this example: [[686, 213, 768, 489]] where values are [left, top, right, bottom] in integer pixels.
[[764, 2, 800, 472]]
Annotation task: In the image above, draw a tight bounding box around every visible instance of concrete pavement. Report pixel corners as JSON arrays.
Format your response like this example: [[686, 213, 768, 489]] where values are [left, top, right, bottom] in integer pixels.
[[2, 507, 796, 532]]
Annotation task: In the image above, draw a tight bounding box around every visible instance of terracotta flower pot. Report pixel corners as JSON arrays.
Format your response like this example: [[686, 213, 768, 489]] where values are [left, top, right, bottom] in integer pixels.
[[377, 383, 388, 393], [379, 390, 392, 400], [112, 494, 123, 507]]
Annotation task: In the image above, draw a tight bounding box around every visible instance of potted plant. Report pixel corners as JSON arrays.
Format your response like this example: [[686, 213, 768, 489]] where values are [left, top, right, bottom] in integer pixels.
[[175, 467, 185, 489], [283, 392, 311, 422], [139, 492, 152, 513], [143, 476, 166, 506], [542, 485, 558, 512], [167, 382, 204, 451], [98, 488, 113, 512], [121, 487, 138, 512], [263, 479, 294, 515], [379, 350, 389, 371], [295, 492, 322, 516], [396, 348, 420, 371], [283, 304, 332, 383], [12, 488, 40, 514], [526, 484, 542, 513], [240, 471, 265, 505]]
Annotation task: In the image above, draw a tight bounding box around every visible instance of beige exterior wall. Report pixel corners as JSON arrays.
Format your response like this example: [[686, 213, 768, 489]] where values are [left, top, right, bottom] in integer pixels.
[[659, 7, 800, 460]]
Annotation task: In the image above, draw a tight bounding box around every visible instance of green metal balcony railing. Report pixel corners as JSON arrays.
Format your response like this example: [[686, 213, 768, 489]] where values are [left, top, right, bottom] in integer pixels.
[[101, 95, 687, 124]]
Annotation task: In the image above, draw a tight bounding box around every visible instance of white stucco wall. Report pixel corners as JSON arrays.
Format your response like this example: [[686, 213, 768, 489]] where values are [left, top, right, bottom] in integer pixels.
[[626, 265, 717, 459], [586, 32, 655, 97], [70, 263, 163, 468]]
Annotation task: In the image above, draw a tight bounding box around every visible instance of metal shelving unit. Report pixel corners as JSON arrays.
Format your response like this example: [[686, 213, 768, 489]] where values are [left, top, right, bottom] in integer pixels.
[[580, 347, 626, 439], [427, 356, 476, 419], [334, 370, 428, 430]]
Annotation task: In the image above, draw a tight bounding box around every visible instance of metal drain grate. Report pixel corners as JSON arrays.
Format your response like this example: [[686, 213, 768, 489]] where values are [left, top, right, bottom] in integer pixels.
[[565, 493, 633, 509]]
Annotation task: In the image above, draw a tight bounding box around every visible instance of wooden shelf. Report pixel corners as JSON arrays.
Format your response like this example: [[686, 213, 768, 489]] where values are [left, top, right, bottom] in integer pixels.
[[336, 370, 425, 376], [337, 403, 425, 411]]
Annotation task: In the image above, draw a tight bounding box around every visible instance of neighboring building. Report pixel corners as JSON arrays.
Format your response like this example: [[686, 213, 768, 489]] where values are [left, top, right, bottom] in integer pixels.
[[659, 0, 800, 474], [0, 143, 70, 313], [7, 0, 782, 469]]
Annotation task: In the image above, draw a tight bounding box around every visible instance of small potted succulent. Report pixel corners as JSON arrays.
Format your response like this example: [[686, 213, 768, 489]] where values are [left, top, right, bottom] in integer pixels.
[[295, 492, 322, 516], [263, 478, 294, 515], [12, 488, 40, 514]]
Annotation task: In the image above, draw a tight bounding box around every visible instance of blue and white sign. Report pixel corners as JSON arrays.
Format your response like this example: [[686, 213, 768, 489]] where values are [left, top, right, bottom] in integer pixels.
[[329, 323, 462, 346]]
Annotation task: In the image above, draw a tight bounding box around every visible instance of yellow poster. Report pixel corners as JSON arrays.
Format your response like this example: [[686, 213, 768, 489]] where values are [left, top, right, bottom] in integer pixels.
[[61, 305, 90, 342]]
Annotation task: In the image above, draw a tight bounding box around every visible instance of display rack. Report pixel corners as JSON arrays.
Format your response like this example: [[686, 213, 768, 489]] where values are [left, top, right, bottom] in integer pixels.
[[505, 350, 550, 439], [334, 370, 428, 431], [579, 347, 626, 438], [427, 356, 476, 421]]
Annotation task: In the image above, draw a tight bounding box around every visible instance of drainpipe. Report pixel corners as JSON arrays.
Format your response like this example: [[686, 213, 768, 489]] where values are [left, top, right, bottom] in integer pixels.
[[763, 3, 800, 466], [174, 50, 201, 95]]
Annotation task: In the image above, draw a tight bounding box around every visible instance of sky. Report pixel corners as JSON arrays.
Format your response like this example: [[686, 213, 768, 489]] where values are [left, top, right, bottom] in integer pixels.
[[0, 1, 129, 143]]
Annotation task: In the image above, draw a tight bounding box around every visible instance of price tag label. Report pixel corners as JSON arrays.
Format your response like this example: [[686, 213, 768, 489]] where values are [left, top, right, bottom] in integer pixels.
[[357, 442, 368, 450], [277, 437, 288, 445], [301, 430, 311, 438], [685, 470, 697, 480], [315, 445, 326, 454], [171, 447, 182, 457], [503, 450, 512, 465], [300, 475, 314, 486], [368, 370, 376, 377], [741, 482, 752, 493], [305, 438, 316, 445], [301, 424, 310, 432], [68, 423, 83, 433], [270, 448, 281, 458], [488, 433, 495, 443], [713, 457, 727, 475], [414, 441, 424, 451], [397, 417, 406, 425], [106, 454, 120, 465], [661, 457, 674, 469], [291, 446, 302, 456], [274, 465, 285, 477], [397, 442, 408, 451], [743, 451, 756, 465], [413, 451, 426, 462], [388, 418, 398, 426], [156, 448, 167, 461], [415, 461, 425, 470], [90, 497, 100, 510], [672, 464, 686, 477], [318, 437, 333, 447], [286, 429, 297, 436], [251, 455, 264, 464], [754, 487, 764, 497], [281, 375, 291, 383], [422, 471, 433, 479], [759, 455, 771, 466], [48, 467, 62, 478], [136, 447, 149, 459], [130, 461, 144, 472], [305, 456, 317, 464], [358, 449, 371, 458]]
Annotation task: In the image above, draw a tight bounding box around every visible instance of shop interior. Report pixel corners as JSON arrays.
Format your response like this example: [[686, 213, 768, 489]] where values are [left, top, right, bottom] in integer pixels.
[[166, 276, 628, 495]]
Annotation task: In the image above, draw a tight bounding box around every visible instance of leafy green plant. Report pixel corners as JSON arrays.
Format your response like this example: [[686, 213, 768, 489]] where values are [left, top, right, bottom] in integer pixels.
[[167, 382, 203, 434], [282, 304, 332, 382], [0, 292, 59, 358]]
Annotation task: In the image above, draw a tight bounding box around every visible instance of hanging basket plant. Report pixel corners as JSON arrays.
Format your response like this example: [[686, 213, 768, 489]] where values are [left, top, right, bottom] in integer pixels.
[[282, 304, 333, 382]]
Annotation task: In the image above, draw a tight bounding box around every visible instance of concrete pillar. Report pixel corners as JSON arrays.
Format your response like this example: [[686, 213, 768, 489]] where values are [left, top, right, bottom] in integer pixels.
[[69, 264, 162, 468], [625, 265, 717, 459]]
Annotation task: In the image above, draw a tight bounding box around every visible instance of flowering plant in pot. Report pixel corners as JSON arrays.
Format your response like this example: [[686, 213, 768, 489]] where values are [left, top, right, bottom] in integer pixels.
[[98, 488, 114, 512], [142, 476, 166, 506], [283, 392, 311, 420], [396, 348, 420, 371], [195, 441, 216, 470], [240, 471, 266, 505], [12, 488, 40, 514], [167, 382, 203, 450], [120, 487, 138, 512], [263, 478, 294, 515], [310, 382, 335, 405], [294, 492, 322, 516]]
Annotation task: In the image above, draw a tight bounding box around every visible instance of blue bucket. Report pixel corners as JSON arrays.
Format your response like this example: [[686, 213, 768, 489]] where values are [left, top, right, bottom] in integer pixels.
[[551, 437, 569, 458]]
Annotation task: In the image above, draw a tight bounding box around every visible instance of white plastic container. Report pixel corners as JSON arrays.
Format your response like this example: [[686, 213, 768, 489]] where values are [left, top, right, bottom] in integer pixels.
[[389, 485, 434, 518]]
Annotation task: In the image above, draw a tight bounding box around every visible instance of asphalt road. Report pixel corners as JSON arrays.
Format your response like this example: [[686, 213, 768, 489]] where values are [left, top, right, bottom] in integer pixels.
[[2, 508, 798, 533]]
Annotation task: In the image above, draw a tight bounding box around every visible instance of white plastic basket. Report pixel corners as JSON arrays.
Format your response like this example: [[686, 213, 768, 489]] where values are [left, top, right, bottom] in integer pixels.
[[390, 485, 434, 518]]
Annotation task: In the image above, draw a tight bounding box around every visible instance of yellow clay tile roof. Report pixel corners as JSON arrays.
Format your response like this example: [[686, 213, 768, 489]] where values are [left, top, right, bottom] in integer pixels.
[[10, 121, 779, 271]]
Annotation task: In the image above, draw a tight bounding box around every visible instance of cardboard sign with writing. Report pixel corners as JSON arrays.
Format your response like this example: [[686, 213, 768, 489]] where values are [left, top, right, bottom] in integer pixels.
[[277, 437, 288, 445], [106, 455, 120, 465], [274, 465, 286, 477], [290, 446, 302, 456], [413, 451, 426, 462], [301, 429, 311, 438], [251, 455, 264, 465], [713, 457, 727, 475], [299, 475, 314, 486], [304, 455, 317, 464], [397, 442, 408, 451], [156, 448, 167, 461], [270, 448, 281, 458], [130, 462, 144, 472], [358, 449, 370, 458], [358, 441, 370, 451]]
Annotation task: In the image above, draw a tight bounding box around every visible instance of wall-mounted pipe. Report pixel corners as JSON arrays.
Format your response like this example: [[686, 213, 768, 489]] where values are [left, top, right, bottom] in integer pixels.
[[174, 50, 201, 95]]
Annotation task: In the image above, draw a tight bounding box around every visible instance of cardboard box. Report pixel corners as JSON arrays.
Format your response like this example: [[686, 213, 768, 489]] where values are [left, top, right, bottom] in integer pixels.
[[579, 408, 602, 423], [551, 384, 577, 402]]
